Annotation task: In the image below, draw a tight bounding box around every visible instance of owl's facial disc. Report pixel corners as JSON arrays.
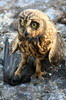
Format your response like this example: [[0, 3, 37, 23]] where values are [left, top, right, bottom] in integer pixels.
[[23, 21, 39, 37], [19, 17, 40, 38]]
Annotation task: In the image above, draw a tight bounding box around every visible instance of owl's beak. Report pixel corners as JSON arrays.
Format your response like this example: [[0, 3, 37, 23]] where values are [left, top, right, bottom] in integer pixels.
[[23, 29, 29, 37]]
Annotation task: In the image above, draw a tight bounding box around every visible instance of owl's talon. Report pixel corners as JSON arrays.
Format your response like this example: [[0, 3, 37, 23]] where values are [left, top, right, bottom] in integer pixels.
[[31, 73, 36, 78], [12, 75, 20, 82], [12, 70, 22, 83]]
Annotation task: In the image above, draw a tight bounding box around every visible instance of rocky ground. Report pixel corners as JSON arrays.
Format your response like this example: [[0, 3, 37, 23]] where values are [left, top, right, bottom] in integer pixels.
[[0, 0, 66, 100]]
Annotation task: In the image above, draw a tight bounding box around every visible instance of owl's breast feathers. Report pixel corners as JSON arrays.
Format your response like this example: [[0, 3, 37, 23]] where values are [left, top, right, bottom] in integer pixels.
[[18, 35, 51, 58]]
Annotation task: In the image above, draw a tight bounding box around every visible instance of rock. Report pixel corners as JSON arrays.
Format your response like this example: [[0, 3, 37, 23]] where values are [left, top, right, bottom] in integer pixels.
[[55, 14, 66, 25], [0, 38, 65, 100], [0, 0, 66, 100], [45, 7, 63, 22]]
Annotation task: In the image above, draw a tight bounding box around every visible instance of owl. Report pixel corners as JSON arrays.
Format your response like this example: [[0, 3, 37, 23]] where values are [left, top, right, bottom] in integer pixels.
[[12, 9, 64, 80]]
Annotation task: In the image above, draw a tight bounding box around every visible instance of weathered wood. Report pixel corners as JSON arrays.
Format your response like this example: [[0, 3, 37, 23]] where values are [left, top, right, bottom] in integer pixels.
[[0, 58, 4, 66], [3, 37, 17, 85], [4, 37, 9, 68]]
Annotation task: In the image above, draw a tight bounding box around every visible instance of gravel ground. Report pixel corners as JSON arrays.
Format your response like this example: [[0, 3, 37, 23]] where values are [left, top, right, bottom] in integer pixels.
[[0, 0, 66, 100]]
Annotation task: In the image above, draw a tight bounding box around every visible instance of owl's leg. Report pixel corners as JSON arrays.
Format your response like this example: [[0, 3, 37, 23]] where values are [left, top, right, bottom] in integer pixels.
[[14, 54, 28, 77], [34, 58, 45, 78]]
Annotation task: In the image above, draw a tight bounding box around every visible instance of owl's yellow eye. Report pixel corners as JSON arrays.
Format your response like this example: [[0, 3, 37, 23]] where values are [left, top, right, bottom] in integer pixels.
[[32, 23, 37, 28], [30, 21, 39, 30]]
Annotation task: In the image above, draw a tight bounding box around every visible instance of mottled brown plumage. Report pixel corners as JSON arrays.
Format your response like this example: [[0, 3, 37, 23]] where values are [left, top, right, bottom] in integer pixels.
[[12, 9, 64, 78]]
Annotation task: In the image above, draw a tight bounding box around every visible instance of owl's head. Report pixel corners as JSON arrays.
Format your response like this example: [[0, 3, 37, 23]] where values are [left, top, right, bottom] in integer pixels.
[[18, 9, 50, 38]]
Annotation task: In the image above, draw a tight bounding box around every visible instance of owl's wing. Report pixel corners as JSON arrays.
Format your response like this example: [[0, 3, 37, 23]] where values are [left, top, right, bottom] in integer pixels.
[[11, 36, 19, 53], [49, 32, 64, 66]]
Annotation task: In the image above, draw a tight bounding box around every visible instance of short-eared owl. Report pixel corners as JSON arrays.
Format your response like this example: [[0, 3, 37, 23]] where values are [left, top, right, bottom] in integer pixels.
[[12, 9, 64, 79]]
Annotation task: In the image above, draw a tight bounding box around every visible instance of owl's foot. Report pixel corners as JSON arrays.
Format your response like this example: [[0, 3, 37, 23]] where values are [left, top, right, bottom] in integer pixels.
[[32, 71, 45, 79], [12, 68, 22, 83], [12, 75, 20, 83]]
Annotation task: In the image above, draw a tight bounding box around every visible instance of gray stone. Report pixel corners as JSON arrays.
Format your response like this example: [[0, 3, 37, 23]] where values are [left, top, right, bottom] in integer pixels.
[[0, 0, 66, 100]]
